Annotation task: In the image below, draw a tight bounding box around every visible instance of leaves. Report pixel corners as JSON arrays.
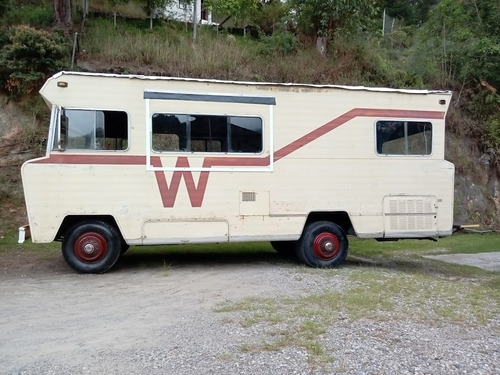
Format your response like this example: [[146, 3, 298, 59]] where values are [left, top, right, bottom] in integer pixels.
[[0, 26, 68, 97], [290, 0, 379, 37]]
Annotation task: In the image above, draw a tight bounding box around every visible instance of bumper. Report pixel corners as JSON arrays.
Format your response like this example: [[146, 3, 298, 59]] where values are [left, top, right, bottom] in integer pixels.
[[18, 225, 30, 243]]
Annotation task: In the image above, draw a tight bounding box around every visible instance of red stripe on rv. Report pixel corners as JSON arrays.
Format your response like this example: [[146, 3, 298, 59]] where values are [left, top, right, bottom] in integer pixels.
[[32, 108, 445, 207]]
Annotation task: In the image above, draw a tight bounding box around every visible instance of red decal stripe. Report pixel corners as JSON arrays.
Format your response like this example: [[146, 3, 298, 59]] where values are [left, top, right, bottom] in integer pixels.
[[32, 108, 445, 207]]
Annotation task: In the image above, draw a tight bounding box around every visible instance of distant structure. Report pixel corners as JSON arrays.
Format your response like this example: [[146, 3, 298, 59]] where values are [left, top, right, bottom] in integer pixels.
[[164, 0, 213, 25]]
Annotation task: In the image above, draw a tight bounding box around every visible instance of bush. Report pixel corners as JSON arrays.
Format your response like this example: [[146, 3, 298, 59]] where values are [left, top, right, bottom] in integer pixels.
[[0, 25, 69, 97], [257, 30, 297, 56]]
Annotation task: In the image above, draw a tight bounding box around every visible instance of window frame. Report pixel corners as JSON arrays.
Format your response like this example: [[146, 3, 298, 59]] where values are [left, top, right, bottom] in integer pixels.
[[144, 89, 275, 173]]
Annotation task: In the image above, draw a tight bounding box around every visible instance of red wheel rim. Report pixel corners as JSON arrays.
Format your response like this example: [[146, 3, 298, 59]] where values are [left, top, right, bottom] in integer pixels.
[[74, 232, 108, 263], [313, 232, 340, 260]]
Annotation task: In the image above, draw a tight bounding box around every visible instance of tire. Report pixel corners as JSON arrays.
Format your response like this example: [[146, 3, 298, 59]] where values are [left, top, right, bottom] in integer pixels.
[[62, 220, 122, 273], [270, 241, 297, 257], [296, 221, 348, 268]]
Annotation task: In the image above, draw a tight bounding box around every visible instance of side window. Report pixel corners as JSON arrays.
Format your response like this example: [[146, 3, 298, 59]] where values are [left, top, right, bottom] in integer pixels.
[[56, 109, 128, 151], [152, 113, 263, 153], [376, 121, 432, 155]]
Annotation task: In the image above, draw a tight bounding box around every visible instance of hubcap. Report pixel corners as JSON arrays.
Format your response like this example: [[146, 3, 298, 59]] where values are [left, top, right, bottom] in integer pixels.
[[313, 232, 340, 261], [84, 244, 95, 254], [75, 232, 108, 263]]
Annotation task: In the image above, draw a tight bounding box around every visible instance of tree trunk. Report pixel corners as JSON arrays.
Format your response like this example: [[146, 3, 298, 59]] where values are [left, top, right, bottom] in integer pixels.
[[53, 0, 72, 25]]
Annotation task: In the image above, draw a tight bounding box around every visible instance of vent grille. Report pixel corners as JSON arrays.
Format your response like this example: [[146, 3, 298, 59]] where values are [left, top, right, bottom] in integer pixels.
[[241, 192, 256, 202], [388, 199, 432, 214], [384, 196, 437, 232]]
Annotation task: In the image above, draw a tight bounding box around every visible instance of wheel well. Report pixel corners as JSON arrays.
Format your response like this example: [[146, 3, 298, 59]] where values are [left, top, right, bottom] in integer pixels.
[[56, 215, 122, 241], [305, 212, 353, 234]]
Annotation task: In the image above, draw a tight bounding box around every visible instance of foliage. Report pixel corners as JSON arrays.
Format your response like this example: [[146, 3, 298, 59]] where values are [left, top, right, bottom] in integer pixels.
[[1, 5, 53, 27], [205, 0, 260, 27], [377, 0, 438, 25], [0, 25, 69, 97], [290, 0, 379, 37], [252, 0, 290, 35], [257, 27, 297, 56], [407, 0, 500, 151], [414, 0, 500, 88]]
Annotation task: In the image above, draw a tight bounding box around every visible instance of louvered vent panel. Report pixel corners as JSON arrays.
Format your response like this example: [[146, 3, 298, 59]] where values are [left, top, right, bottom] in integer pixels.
[[384, 196, 437, 233]]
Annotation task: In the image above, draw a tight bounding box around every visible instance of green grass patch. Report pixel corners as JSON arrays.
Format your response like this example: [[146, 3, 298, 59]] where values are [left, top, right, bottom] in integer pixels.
[[349, 232, 500, 256]]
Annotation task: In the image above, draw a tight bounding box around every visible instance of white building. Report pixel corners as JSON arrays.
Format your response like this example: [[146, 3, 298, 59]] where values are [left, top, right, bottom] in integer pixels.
[[164, 0, 213, 24]]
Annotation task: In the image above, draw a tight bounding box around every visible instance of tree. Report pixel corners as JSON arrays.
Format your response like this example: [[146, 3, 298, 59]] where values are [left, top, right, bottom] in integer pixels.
[[253, 0, 290, 35], [143, 0, 173, 29], [109, 0, 129, 27], [377, 0, 438, 25], [416, 0, 500, 88], [410, 0, 500, 151], [0, 26, 68, 97], [290, 0, 378, 38], [53, 0, 72, 25], [205, 0, 260, 34]]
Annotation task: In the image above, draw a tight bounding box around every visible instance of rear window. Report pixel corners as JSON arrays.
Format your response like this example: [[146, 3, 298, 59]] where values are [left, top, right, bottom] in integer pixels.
[[376, 121, 432, 155]]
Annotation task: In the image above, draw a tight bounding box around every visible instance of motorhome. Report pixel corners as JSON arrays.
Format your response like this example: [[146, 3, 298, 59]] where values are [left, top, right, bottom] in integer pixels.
[[19, 71, 454, 273]]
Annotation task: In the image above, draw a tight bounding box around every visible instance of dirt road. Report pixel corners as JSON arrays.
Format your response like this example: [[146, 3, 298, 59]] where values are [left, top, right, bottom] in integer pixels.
[[1, 247, 499, 375], [0, 248, 325, 374]]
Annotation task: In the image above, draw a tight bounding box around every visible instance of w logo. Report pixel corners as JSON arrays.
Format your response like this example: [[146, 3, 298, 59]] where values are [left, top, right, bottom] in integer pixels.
[[152, 157, 210, 208]]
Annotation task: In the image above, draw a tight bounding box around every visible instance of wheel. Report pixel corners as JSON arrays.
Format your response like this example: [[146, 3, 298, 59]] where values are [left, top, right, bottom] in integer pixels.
[[62, 220, 122, 273], [296, 221, 348, 268], [270, 241, 297, 257]]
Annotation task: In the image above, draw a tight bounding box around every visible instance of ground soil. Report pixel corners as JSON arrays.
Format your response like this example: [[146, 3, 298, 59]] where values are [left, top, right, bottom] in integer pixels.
[[0, 246, 317, 374], [1, 245, 499, 375]]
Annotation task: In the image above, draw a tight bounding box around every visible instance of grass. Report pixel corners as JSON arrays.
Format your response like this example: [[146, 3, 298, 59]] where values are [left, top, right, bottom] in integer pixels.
[[77, 16, 393, 86], [214, 267, 500, 365], [208, 233, 500, 365]]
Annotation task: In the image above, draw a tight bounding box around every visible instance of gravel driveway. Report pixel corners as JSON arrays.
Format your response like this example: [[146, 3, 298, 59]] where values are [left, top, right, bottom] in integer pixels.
[[1, 247, 499, 375]]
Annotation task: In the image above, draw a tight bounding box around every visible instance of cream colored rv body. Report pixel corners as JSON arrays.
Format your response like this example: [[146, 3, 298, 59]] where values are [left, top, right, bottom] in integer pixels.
[[20, 71, 454, 273]]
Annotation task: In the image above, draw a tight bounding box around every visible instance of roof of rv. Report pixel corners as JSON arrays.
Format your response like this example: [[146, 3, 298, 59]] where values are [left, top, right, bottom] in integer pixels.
[[46, 71, 451, 95]]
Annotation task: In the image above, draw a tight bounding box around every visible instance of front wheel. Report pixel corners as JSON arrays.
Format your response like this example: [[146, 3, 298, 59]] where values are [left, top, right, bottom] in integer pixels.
[[62, 220, 122, 273], [296, 221, 348, 268]]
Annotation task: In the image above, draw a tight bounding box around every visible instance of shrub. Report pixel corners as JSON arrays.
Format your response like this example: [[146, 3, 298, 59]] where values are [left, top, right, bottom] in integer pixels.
[[0, 25, 69, 97], [257, 30, 297, 56]]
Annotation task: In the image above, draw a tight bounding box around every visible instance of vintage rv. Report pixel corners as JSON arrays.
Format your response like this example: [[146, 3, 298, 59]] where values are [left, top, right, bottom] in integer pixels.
[[19, 71, 454, 273]]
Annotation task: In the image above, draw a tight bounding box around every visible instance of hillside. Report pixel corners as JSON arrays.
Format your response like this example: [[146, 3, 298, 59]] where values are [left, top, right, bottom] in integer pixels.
[[0, 0, 499, 234]]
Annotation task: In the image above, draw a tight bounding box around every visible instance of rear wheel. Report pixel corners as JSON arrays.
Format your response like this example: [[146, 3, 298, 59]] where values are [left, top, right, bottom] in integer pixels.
[[62, 220, 121, 273], [296, 221, 348, 268]]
